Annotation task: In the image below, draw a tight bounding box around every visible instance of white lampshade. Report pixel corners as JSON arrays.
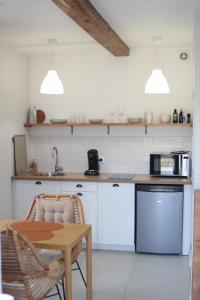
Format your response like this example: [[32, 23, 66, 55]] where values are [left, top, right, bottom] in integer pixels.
[[145, 69, 170, 94], [40, 70, 64, 95]]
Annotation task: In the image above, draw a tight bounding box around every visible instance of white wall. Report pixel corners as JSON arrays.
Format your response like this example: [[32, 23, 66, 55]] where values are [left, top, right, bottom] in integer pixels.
[[30, 46, 193, 121], [29, 46, 193, 174], [30, 135, 192, 174], [0, 43, 30, 218], [193, 9, 200, 188]]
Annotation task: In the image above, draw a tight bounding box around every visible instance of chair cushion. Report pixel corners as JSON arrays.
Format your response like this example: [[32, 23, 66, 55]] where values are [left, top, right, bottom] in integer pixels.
[[39, 243, 82, 265], [39, 249, 63, 265], [35, 198, 74, 223]]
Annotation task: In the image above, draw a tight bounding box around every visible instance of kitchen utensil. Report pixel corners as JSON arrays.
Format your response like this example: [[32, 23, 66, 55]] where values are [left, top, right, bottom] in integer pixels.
[[36, 109, 45, 123]]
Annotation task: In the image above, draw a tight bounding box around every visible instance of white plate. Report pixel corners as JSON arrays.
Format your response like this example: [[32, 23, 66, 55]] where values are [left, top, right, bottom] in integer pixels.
[[89, 119, 103, 123], [50, 118, 68, 123]]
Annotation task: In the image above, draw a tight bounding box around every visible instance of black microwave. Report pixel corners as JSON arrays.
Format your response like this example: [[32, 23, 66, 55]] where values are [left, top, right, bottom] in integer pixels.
[[150, 152, 191, 177]]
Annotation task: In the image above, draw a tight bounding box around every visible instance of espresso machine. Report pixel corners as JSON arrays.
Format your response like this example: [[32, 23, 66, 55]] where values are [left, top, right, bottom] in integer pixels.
[[84, 149, 100, 176]]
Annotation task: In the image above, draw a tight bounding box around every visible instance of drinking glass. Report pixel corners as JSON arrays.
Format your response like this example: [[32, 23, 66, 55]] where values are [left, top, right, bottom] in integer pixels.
[[109, 106, 116, 123], [145, 112, 153, 123], [118, 105, 125, 123]]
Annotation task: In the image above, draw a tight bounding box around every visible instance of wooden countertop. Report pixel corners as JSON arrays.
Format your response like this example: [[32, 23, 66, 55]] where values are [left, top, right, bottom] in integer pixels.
[[11, 173, 192, 185]]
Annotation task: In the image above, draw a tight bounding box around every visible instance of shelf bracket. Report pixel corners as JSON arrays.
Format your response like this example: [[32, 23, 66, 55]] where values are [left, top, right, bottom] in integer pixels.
[[145, 125, 148, 135], [70, 125, 74, 135], [107, 125, 110, 135]]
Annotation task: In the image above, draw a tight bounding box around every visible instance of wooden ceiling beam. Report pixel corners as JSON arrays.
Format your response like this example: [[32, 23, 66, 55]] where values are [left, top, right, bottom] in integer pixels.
[[51, 0, 130, 56]]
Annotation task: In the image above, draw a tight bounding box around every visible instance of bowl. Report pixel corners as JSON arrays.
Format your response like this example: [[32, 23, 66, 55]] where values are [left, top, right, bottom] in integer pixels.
[[89, 119, 103, 123], [159, 114, 171, 123], [127, 117, 142, 123]]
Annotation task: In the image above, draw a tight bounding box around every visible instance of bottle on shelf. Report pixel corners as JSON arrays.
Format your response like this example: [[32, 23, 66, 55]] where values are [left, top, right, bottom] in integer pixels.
[[178, 108, 183, 123], [182, 111, 187, 123], [187, 113, 191, 123], [29, 106, 37, 124], [172, 109, 178, 123]]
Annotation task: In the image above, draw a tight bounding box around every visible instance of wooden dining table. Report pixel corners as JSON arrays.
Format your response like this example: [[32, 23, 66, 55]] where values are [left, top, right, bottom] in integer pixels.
[[0, 220, 92, 300]]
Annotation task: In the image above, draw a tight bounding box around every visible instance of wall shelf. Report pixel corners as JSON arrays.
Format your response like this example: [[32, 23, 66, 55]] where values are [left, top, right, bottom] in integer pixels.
[[24, 122, 193, 128], [24, 122, 192, 137]]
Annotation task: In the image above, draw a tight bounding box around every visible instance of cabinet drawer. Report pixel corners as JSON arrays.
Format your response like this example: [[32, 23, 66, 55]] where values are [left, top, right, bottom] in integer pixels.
[[61, 181, 97, 192]]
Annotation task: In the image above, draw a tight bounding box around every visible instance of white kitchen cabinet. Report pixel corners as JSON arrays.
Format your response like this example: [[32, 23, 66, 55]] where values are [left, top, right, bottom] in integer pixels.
[[12, 180, 61, 219], [98, 182, 135, 251], [61, 182, 98, 246]]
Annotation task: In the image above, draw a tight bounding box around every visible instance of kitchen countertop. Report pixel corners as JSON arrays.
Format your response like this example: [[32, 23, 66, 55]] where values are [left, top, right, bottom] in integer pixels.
[[11, 173, 192, 185]]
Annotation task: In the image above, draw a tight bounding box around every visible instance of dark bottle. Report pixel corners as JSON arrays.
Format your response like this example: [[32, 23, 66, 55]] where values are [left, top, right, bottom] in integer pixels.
[[179, 108, 183, 123], [173, 109, 178, 123], [187, 113, 191, 123]]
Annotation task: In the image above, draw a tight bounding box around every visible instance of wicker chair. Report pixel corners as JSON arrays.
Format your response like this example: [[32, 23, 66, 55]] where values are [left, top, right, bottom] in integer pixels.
[[25, 194, 87, 287], [1, 227, 64, 300]]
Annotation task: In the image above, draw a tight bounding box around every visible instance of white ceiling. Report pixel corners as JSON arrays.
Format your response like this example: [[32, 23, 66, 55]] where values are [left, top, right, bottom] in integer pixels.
[[0, 0, 198, 53]]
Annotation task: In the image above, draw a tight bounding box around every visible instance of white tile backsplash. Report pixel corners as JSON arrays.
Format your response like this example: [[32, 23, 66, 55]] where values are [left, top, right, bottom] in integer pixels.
[[30, 136, 192, 174]]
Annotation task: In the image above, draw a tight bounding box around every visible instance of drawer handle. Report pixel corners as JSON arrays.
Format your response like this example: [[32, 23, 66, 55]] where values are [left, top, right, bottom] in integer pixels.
[[77, 193, 83, 197], [113, 183, 119, 187], [35, 181, 42, 185], [76, 184, 83, 188]]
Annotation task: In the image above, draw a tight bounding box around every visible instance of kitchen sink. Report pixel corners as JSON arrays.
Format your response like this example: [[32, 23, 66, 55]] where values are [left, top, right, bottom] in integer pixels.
[[36, 172, 65, 177]]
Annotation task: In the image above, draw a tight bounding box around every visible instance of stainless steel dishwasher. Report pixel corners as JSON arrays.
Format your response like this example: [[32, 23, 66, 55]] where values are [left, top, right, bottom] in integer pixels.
[[135, 184, 183, 254]]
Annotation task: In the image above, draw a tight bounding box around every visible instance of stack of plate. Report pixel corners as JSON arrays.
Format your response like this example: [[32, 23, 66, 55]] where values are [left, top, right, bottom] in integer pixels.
[[89, 119, 103, 123], [50, 118, 68, 123], [127, 117, 142, 123]]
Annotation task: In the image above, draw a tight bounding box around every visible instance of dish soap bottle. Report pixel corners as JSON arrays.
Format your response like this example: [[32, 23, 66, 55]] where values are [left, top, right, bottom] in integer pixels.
[[29, 159, 37, 175], [178, 108, 183, 123], [172, 109, 178, 123]]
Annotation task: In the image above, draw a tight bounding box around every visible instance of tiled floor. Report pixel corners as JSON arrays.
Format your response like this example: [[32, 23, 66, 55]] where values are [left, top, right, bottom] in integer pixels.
[[50, 250, 191, 300]]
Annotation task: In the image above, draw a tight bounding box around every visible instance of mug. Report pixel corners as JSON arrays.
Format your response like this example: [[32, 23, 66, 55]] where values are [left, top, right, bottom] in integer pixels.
[[145, 112, 153, 123]]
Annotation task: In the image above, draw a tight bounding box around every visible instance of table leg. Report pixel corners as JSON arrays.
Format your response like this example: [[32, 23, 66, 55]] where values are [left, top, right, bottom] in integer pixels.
[[86, 228, 92, 300], [64, 247, 72, 300]]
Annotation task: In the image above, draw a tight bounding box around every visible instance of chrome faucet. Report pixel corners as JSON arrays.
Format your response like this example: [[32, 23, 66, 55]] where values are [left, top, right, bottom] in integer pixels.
[[52, 146, 63, 173]]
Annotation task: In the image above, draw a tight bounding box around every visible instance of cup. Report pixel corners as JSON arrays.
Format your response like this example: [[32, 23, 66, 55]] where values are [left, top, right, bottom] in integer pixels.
[[78, 115, 85, 123], [69, 115, 78, 123], [159, 113, 171, 123], [145, 112, 153, 123], [109, 106, 116, 123]]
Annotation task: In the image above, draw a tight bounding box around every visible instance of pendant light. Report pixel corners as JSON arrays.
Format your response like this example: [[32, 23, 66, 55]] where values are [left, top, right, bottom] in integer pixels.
[[40, 39, 64, 95], [145, 36, 170, 94]]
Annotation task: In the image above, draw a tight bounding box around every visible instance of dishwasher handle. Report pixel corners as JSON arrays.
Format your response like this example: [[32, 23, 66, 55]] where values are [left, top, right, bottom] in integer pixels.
[[136, 184, 183, 193]]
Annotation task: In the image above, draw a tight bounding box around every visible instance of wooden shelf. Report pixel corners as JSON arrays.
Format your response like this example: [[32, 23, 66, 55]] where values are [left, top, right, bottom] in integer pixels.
[[24, 122, 193, 128]]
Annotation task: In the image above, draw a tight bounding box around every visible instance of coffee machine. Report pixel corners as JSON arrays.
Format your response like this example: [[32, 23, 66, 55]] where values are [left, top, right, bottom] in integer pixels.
[[84, 149, 100, 176]]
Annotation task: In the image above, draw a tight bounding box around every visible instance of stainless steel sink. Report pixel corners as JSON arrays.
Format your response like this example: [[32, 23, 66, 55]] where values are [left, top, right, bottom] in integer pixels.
[[36, 172, 65, 177], [108, 173, 135, 180]]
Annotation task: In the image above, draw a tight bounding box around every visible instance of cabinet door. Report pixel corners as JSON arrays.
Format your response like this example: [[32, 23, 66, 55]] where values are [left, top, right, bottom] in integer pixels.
[[98, 183, 135, 248], [12, 180, 61, 220], [63, 190, 98, 245]]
